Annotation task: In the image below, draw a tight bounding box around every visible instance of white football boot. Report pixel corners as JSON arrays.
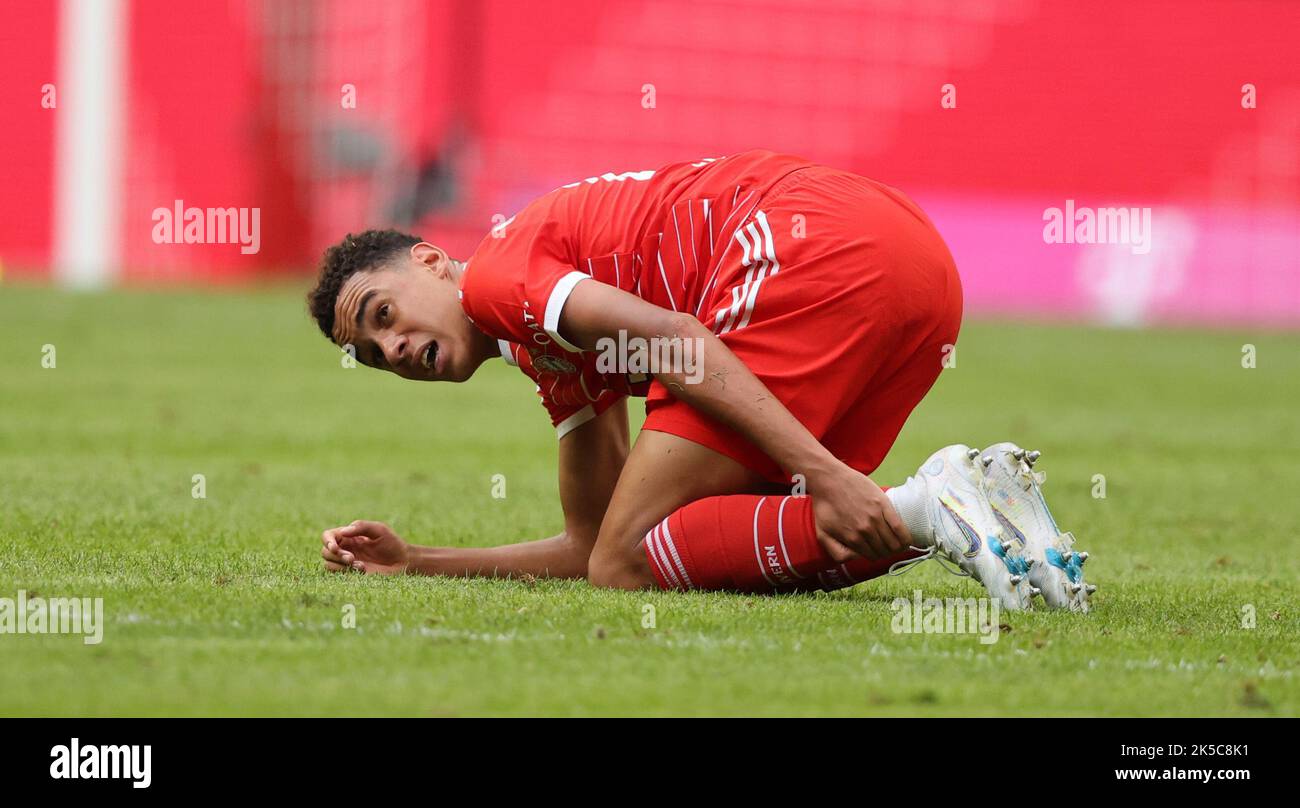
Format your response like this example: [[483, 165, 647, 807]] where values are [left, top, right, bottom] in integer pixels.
[[978, 442, 1094, 612], [886, 444, 1036, 611]]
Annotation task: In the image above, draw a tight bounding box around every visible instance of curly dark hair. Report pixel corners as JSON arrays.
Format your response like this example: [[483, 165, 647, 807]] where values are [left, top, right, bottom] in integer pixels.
[[306, 229, 422, 341]]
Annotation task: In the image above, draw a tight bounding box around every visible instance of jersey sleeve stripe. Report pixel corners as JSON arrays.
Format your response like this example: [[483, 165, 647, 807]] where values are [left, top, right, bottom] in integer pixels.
[[542, 270, 591, 352]]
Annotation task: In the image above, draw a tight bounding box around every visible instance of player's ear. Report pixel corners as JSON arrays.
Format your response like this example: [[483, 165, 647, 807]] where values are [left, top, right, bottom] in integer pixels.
[[410, 242, 451, 277]]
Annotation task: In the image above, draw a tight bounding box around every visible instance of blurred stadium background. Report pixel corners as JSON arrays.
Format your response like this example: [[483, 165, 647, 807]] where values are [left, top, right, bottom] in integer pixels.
[[1, 0, 1296, 327], [3, 0, 1299, 717]]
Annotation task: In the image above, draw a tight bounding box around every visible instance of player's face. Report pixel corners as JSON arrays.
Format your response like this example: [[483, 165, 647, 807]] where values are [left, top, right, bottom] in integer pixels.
[[331, 247, 486, 383]]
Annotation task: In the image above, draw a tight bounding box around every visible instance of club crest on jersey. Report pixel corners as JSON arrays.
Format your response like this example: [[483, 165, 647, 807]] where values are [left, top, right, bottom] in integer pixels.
[[533, 354, 578, 374]]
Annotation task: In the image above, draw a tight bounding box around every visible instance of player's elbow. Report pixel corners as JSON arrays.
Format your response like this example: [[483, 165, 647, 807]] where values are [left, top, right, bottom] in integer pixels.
[[587, 547, 650, 590], [557, 526, 599, 571], [662, 311, 706, 340]]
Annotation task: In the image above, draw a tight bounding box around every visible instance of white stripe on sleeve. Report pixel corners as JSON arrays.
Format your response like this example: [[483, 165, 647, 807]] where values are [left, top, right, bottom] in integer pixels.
[[542, 270, 591, 352]]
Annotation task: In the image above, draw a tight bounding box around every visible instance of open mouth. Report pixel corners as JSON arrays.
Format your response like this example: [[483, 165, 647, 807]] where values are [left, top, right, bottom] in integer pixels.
[[421, 341, 439, 372]]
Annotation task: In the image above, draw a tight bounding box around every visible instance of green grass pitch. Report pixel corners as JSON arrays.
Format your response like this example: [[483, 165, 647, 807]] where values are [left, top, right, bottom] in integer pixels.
[[1, 284, 1297, 716]]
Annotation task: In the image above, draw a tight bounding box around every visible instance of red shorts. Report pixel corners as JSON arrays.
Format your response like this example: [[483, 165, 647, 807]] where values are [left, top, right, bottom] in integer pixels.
[[642, 167, 963, 483]]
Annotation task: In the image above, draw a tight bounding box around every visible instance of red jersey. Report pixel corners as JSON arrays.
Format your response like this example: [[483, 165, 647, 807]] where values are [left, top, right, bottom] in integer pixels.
[[458, 149, 814, 435]]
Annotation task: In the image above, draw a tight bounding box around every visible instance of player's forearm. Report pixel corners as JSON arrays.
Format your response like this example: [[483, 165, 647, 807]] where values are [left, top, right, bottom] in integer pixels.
[[656, 315, 840, 480], [406, 532, 590, 579], [403, 402, 625, 580]]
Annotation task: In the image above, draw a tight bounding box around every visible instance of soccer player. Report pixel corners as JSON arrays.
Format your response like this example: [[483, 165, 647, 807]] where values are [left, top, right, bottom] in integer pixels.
[[308, 150, 1093, 610]]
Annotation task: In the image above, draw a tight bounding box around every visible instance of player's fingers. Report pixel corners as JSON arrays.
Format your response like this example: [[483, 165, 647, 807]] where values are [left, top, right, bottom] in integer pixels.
[[321, 545, 350, 564], [341, 535, 380, 550], [327, 535, 357, 564], [345, 520, 389, 535], [828, 543, 854, 564], [884, 508, 911, 549], [870, 514, 904, 557], [321, 530, 343, 555], [819, 529, 863, 563], [856, 528, 887, 560], [337, 524, 384, 542], [322, 557, 349, 573], [857, 514, 898, 559]]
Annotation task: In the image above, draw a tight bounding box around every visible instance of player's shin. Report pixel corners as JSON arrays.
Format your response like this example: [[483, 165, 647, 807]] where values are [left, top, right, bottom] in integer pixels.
[[641, 493, 923, 593]]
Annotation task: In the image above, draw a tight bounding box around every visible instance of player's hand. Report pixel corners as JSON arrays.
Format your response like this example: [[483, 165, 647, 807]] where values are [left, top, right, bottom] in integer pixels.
[[808, 464, 910, 561], [320, 520, 411, 575]]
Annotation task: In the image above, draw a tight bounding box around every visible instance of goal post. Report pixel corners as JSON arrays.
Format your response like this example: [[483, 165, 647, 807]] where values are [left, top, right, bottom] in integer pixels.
[[53, 0, 128, 289]]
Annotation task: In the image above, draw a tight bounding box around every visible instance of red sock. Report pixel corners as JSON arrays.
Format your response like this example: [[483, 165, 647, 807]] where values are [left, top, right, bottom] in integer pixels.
[[642, 494, 922, 593]]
